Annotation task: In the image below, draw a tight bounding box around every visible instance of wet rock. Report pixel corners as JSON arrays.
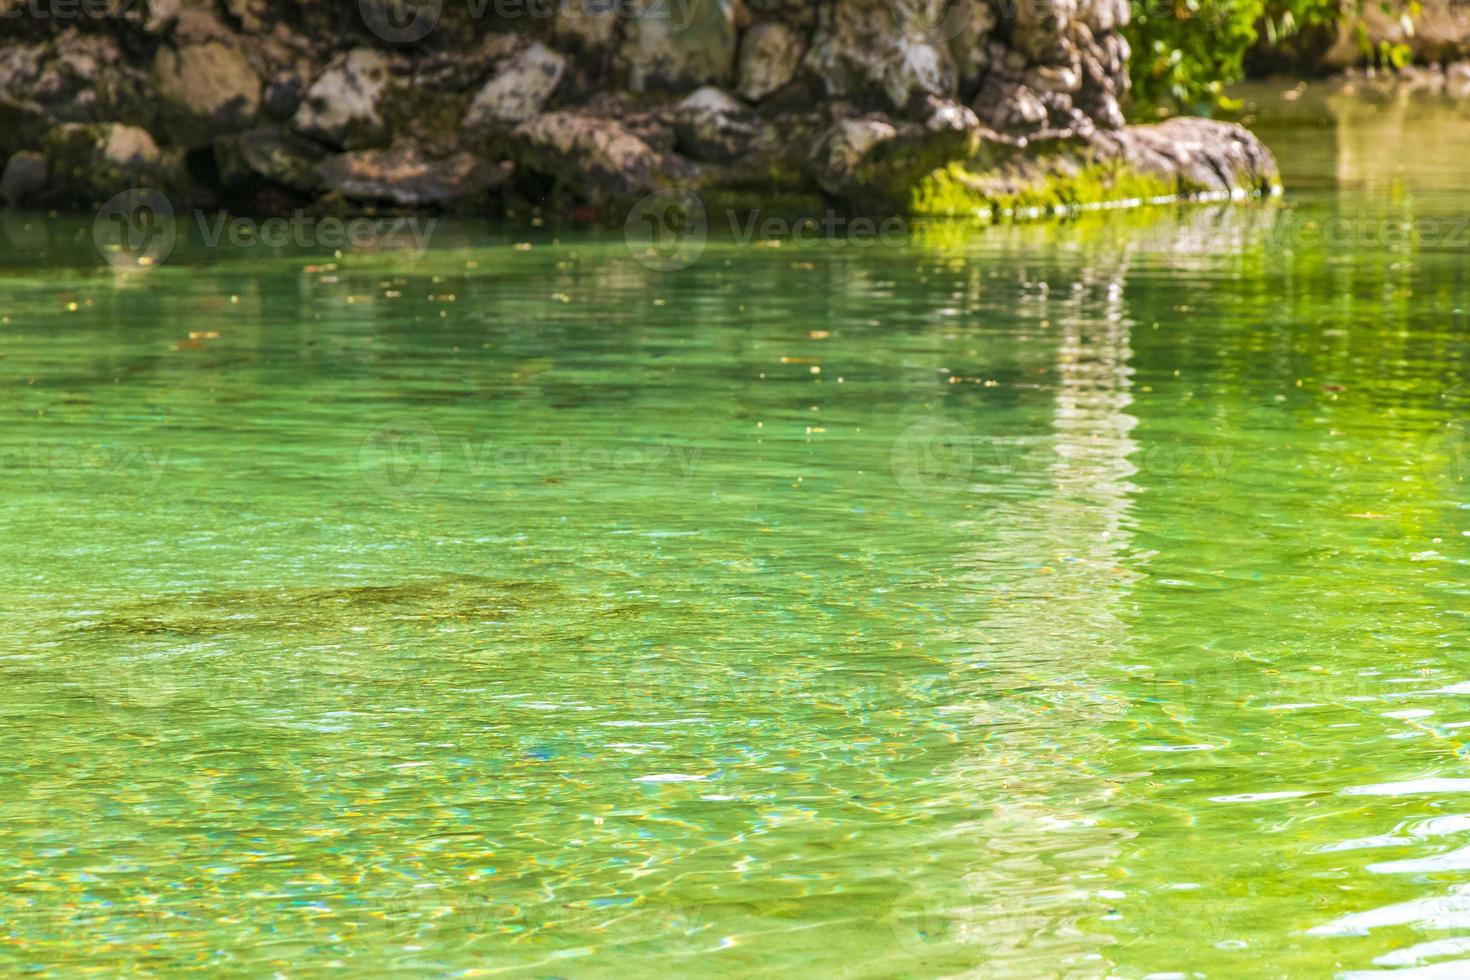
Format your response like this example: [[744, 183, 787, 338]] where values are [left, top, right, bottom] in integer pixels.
[[214, 125, 327, 192], [1, 151, 48, 206], [737, 22, 805, 101], [672, 86, 759, 162], [512, 111, 697, 204], [620, 0, 738, 91], [42, 122, 181, 203], [812, 100, 979, 210], [1101, 117, 1282, 196], [464, 42, 566, 130], [291, 48, 392, 149], [152, 40, 262, 147], [318, 145, 512, 207]]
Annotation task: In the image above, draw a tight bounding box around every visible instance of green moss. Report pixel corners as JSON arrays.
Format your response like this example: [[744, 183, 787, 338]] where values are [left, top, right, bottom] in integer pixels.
[[910, 160, 1183, 221]]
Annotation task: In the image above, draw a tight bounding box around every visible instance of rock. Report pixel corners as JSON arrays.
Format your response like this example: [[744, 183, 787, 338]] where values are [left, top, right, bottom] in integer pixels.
[[152, 40, 262, 147], [620, 0, 738, 91], [291, 48, 392, 149], [262, 69, 303, 122], [41, 122, 180, 204], [975, 77, 1048, 134], [464, 42, 566, 130], [949, 0, 998, 96], [1102, 117, 1281, 197], [214, 125, 327, 191], [0, 31, 153, 156], [804, 0, 958, 113], [672, 86, 759, 162], [737, 22, 805, 101], [1, 151, 47, 206], [812, 98, 980, 210], [512, 112, 697, 204], [318, 145, 512, 206], [554, 3, 621, 51]]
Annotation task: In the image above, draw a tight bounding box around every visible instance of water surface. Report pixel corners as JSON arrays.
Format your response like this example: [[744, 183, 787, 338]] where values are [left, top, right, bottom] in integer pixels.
[[4, 88, 1470, 976]]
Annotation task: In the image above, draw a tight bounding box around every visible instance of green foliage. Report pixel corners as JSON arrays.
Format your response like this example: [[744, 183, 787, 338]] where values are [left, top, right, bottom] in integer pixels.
[[1125, 0, 1410, 116]]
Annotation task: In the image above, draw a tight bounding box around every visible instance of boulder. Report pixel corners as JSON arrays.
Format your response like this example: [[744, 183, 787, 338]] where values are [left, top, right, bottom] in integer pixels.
[[804, 0, 958, 113], [214, 125, 327, 191], [554, 2, 621, 51], [672, 86, 759, 162], [41, 122, 182, 204], [512, 112, 697, 204], [737, 22, 805, 101], [619, 0, 738, 91], [291, 48, 393, 149], [152, 40, 262, 147], [464, 42, 566, 130], [1, 151, 48, 206], [812, 99, 980, 210], [317, 145, 512, 206]]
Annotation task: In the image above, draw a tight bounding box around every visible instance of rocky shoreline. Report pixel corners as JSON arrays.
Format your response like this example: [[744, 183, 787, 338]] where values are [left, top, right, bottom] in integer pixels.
[[0, 1, 1281, 223]]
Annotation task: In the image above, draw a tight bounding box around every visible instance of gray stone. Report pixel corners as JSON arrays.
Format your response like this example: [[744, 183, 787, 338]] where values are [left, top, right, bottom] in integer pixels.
[[512, 112, 697, 204], [152, 40, 263, 148], [737, 22, 805, 101], [215, 125, 327, 191], [620, 0, 738, 91], [672, 86, 759, 161], [41, 123, 180, 204], [804, 0, 958, 113], [464, 42, 566, 130], [291, 49, 392, 149]]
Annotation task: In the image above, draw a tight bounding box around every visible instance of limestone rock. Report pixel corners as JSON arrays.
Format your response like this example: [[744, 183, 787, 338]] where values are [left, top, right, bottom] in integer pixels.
[[41, 122, 180, 203], [672, 86, 759, 162], [464, 42, 566, 130], [214, 125, 327, 191], [291, 48, 392, 149], [512, 112, 697, 204], [737, 22, 805, 101], [804, 0, 958, 113], [812, 101, 978, 210], [152, 40, 262, 147], [318, 145, 512, 206], [620, 0, 738, 91]]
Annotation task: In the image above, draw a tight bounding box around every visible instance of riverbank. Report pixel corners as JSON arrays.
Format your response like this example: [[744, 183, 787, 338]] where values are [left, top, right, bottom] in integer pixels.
[[0, 1, 1280, 225]]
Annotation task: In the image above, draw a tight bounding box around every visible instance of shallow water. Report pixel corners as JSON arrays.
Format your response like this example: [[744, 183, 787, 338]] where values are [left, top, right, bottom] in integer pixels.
[[5, 89, 1470, 976]]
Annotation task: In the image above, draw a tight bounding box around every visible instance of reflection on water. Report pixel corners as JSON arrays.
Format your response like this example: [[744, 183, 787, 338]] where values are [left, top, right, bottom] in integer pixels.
[[4, 88, 1470, 975]]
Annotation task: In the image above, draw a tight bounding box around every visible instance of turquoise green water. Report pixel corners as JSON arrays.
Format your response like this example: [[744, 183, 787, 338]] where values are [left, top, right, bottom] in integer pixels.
[[6, 90, 1470, 976]]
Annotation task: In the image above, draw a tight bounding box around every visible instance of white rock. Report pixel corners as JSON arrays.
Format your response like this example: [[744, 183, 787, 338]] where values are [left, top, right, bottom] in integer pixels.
[[464, 42, 566, 129]]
